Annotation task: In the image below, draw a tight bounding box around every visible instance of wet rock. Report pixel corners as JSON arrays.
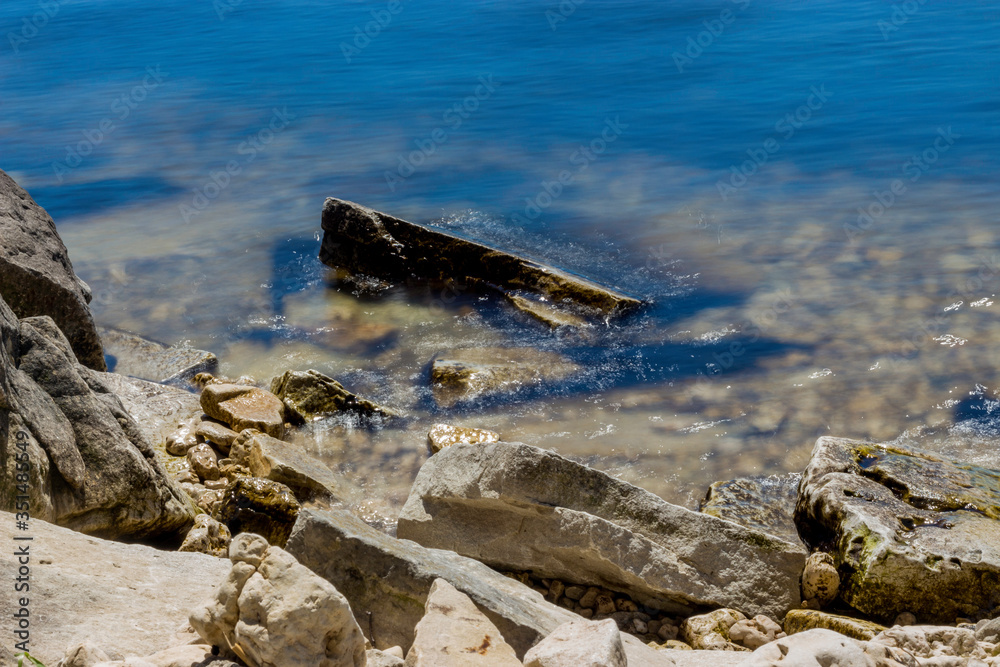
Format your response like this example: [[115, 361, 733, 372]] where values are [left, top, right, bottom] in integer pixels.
[[228, 429, 342, 503], [179, 514, 232, 558], [680, 609, 750, 652], [794, 436, 1000, 623], [405, 578, 522, 666], [505, 293, 589, 330], [187, 442, 220, 482], [195, 419, 240, 453], [200, 383, 286, 439], [0, 300, 195, 540], [430, 347, 581, 408], [319, 197, 642, 319], [801, 552, 840, 608], [270, 368, 399, 423], [100, 372, 203, 457], [0, 168, 106, 370], [782, 609, 886, 641], [213, 476, 300, 547], [284, 508, 671, 665], [523, 619, 626, 667], [0, 510, 230, 666], [729, 616, 786, 650], [397, 441, 806, 619], [427, 423, 500, 453], [99, 326, 218, 386], [700, 474, 802, 545], [166, 428, 199, 457], [190, 535, 366, 667]]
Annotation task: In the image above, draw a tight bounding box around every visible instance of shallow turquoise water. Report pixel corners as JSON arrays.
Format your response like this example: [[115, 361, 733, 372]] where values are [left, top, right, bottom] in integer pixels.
[[2, 0, 1000, 515]]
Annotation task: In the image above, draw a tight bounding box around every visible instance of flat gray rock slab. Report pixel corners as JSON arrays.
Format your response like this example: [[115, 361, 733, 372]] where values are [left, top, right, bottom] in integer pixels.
[[398, 442, 805, 620], [700, 474, 802, 546], [795, 436, 1000, 623], [0, 168, 105, 370], [99, 327, 218, 385], [284, 508, 678, 666], [0, 512, 231, 665], [319, 197, 641, 319]]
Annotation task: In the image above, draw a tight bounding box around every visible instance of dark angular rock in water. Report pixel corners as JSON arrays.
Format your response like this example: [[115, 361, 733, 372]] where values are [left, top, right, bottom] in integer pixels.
[[0, 169, 106, 370], [319, 197, 642, 320], [0, 295, 196, 541], [213, 476, 300, 547], [430, 347, 581, 408], [700, 474, 803, 545], [270, 369, 399, 423], [99, 326, 218, 385], [794, 436, 1000, 623]]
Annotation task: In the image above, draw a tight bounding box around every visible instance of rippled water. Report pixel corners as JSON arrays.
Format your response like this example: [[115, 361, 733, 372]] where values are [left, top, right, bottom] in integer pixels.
[[3, 0, 1000, 520]]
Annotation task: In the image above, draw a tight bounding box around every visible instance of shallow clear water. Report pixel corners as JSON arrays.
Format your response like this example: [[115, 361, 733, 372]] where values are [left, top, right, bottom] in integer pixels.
[[3, 0, 1000, 521]]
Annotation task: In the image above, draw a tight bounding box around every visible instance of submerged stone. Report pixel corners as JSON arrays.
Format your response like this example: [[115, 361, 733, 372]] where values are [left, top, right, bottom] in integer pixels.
[[430, 347, 581, 408], [700, 473, 802, 545], [782, 609, 886, 641], [100, 326, 218, 385], [270, 369, 399, 422], [794, 436, 1000, 623], [319, 197, 642, 319]]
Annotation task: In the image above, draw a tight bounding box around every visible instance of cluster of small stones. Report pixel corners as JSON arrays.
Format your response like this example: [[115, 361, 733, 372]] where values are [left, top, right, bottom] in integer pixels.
[[500, 570, 684, 647]]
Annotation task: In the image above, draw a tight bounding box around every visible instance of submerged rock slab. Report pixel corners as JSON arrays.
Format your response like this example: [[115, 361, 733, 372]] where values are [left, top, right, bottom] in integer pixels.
[[284, 508, 677, 666], [0, 168, 106, 370], [319, 197, 642, 319], [99, 326, 218, 385], [794, 436, 1000, 623], [397, 442, 806, 619], [0, 510, 230, 666], [430, 347, 581, 408], [700, 474, 802, 546]]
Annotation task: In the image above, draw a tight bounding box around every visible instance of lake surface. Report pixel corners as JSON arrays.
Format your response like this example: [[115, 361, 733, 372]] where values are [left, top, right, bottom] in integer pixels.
[[3, 0, 1000, 522]]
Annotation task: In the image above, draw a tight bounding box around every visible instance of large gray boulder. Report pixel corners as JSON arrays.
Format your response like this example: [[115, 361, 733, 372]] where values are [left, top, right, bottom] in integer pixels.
[[794, 437, 1000, 623], [319, 197, 641, 320], [0, 168, 105, 370], [0, 510, 231, 666], [0, 296, 196, 540], [284, 508, 681, 666], [397, 442, 806, 619]]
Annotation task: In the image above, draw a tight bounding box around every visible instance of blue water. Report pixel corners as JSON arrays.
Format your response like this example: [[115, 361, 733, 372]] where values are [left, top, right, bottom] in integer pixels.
[[3, 0, 1000, 506]]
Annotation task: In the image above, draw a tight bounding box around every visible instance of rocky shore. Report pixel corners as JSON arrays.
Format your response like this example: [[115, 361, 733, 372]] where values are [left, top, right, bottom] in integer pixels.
[[2, 173, 999, 667]]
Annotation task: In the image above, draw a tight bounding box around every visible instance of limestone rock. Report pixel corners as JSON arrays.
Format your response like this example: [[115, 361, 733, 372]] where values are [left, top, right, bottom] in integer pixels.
[[0, 300, 195, 540], [0, 511, 230, 666], [404, 578, 521, 666], [680, 609, 750, 651], [977, 616, 1000, 643], [870, 625, 988, 662], [213, 476, 300, 547], [801, 552, 840, 607], [57, 640, 111, 667], [190, 536, 366, 667], [427, 423, 499, 454], [367, 649, 405, 667], [397, 441, 805, 619], [179, 514, 232, 557], [0, 168, 105, 370], [200, 383, 286, 439], [728, 615, 785, 650], [319, 197, 641, 319], [196, 420, 240, 453], [430, 347, 581, 408], [100, 372, 203, 457], [228, 429, 341, 502], [782, 609, 886, 641], [99, 327, 217, 386], [700, 474, 802, 545], [187, 442, 220, 482], [284, 507, 673, 666], [86, 644, 228, 667], [270, 369, 399, 423], [522, 619, 626, 667], [794, 437, 1000, 622], [741, 628, 889, 667]]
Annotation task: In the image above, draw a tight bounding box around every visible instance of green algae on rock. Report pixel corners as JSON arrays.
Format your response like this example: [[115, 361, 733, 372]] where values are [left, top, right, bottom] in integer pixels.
[[794, 436, 1000, 623], [319, 197, 642, 320], [782, 609, 886, 641]]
